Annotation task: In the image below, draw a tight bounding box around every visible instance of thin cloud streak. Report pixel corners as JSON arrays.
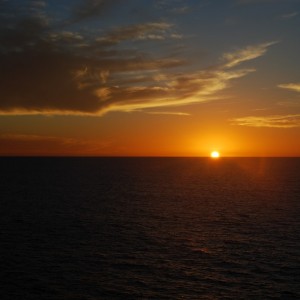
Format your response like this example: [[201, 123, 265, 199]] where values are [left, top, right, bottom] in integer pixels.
[[223, 42, 278, 68], [278, 83, 300, 92], [236, 0, 292, 4], [230, 114, 300, 128], [0, 133, 112, 155], [96, 22, 176, 45], [281, 11, 299, 19], [146, 111, 190, 116]]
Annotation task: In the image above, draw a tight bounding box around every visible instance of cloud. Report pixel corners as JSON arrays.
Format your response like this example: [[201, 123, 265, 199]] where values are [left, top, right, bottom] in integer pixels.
[[0, 1, 277, 116], [146, 111, 190, 116], [0, 134, 112, 155], [155, 0, 189, 10], [0, 11, 49, 53], [230, 114, 300, 128], [281, 11, 299, 19], [278, 83, 300, 92], [236, 0, 289, 4], [30, 1, 47, 8], [277, 100, 300, 107], [171, 6, 190, 14], [95, 22, 175, 45], [47, 31, 84, 43], [71, 0, 121, 23], [223, 42, 278, 68]]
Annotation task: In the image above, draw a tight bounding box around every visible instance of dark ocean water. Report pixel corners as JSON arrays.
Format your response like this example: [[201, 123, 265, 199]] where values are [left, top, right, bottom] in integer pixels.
[[0, 157, 299, 299]]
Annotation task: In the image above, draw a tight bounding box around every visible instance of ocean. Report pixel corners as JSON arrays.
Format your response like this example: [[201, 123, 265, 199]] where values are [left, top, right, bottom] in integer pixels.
[[1, 157, 299, 299]]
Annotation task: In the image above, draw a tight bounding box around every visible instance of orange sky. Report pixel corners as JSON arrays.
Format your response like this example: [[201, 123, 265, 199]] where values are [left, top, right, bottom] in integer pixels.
[[0, 0, 300, 156]]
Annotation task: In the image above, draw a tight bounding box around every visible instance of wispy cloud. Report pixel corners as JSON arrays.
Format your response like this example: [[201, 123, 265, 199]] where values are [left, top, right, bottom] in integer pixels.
[[0, 134, 112, 155], [278, 83, 300, 92], [223, 42, 278, 68], [155, 0, 192, 13], [171, 6, 190, 14], [30, 1, 47, 9], [277, 100, 300, 107], [96, 22, 175, 45], [146, 111, 190, 116], [236, 0, 289, 4], [231, 114, 300, 128], [71, 0, 121, 23], [281, 11, 298, 19]]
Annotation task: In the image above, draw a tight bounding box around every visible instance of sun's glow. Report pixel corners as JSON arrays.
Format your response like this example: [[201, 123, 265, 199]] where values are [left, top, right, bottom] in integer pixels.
[[210, 151, 220, 158]]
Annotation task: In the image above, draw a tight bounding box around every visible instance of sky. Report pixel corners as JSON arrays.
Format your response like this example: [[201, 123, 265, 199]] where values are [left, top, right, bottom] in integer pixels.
[[0, 0, 300, 156]]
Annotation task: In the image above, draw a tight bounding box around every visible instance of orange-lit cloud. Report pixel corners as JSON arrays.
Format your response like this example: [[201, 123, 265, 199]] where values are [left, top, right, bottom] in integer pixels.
[[230, 114, 300, 128], [223, 42, 277, 68], [278, 83, 300, 92], [146, 111, 190, 116], [0, 41, 268, 116], [0, 1, 277, 116]]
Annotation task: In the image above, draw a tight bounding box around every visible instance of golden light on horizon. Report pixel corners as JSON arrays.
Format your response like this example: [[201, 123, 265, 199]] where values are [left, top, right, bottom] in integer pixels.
[[211, 151, 220, 158]]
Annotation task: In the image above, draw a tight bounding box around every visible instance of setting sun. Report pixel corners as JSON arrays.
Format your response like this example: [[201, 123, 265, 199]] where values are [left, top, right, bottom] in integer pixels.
[[211, 151, 220, 158]]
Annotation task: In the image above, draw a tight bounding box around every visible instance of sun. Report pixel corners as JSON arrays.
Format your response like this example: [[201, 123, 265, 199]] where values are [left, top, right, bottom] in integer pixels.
[[210, 151, 220, 158]]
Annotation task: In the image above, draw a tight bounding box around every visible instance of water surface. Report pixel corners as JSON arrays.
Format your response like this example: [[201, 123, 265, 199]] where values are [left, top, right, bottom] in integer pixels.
[[1, 158, 299, 299]]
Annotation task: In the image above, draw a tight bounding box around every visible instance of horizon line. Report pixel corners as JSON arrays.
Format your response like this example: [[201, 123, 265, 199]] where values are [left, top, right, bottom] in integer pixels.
[[0, 155, 299, 158]]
